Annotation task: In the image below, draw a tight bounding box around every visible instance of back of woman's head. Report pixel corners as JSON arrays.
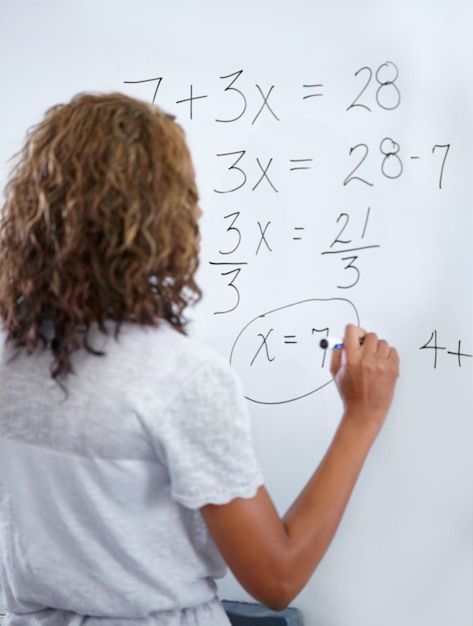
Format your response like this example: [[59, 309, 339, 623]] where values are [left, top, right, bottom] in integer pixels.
[[0, 92, 201, 379]]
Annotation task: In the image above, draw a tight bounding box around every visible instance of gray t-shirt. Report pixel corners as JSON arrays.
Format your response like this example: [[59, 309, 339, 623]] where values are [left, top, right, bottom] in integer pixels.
[[0, 321, 264, 625]]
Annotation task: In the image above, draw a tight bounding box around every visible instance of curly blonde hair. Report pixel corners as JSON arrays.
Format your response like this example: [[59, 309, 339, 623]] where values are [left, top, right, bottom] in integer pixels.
[[0, 92, 202, 379]]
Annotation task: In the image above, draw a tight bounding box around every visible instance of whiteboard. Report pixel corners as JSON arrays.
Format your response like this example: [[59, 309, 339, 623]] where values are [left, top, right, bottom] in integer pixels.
[[0, 2, 472, 625]]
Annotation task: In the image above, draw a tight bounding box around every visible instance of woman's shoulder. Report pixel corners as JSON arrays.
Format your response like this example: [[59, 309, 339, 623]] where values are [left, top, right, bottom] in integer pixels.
[[114, 320, 233, 381]]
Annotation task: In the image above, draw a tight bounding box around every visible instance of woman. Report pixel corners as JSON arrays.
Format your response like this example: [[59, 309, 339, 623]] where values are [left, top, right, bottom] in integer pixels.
[[0, 92, 399, 625]]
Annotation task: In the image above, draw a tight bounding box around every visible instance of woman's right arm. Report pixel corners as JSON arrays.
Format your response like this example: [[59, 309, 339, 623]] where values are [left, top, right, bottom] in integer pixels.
[[201, 324, 399, 611]]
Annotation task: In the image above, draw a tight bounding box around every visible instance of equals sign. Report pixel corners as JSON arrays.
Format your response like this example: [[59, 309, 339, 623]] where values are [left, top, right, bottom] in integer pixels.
[[284, 335, 297, 344], [290, 158, 313, 171], [302, 84, 324, 99], [293, 227, 305, 240]]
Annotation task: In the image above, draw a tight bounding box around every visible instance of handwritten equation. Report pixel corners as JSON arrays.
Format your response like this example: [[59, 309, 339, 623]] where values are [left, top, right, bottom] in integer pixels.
[[229, 298, 359, 404], [125, 62, 402, 120], [209, 141, 449, 193]]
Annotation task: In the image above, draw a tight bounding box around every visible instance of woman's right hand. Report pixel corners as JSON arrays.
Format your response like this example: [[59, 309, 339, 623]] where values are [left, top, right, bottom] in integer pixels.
[[330, 324, 400, 431]]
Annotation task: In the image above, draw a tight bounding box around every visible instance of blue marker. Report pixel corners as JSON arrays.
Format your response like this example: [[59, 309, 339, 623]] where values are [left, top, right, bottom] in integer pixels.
[[319, 336, 364, 350]]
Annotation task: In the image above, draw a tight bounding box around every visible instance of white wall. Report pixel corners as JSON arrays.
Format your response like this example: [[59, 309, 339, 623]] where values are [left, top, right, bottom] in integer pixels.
[[0, 2, 471, 624]]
